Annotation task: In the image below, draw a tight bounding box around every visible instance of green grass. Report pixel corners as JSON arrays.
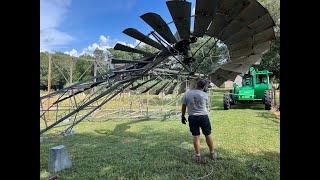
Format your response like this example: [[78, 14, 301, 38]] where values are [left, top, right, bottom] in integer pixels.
[[40, 89, 280, 180]]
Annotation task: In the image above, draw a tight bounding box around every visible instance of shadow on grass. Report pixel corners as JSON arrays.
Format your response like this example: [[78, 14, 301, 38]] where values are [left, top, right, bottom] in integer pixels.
[[230, 103, 265, 110], [256, 112, 280, 124], [210, 102, 265, 111], [95, 118, 150, 135], [40, 121, 280, 180]]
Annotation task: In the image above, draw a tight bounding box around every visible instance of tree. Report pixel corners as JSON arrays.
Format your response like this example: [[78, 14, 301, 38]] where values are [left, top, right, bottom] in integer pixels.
[[258, 0, 280, 23], [256, 0, 280, 81], [72, 55, 94, 83], [40, 52, 49, 90], [93, 48, 105, 60], [255, 34, 280, 80], [189, 36, 228, 75]]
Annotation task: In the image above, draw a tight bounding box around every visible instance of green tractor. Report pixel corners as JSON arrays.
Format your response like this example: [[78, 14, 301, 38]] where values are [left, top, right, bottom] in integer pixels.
[[223, 67, 273, 110]]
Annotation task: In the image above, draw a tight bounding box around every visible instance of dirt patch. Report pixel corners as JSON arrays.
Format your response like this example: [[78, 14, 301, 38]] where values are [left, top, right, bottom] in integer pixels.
[[271, 107, 280, 119]]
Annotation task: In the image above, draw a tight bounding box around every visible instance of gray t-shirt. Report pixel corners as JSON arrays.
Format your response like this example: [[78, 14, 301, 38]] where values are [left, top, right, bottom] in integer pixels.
[[181, 89, 208, 116]]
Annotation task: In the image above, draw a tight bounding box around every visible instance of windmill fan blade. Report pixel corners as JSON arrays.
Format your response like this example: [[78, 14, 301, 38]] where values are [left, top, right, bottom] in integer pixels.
[[166, 0, 191, 40], [193, 0, 218, 37], [130, 78, 156, 90], [114, 43, 154, 56], [229, 54, 262, 65], [178, 80, 189, 95], [229, 19, 272, 51], [229, 41, 271, 58], [141, 80, 162, 93], [141, 13, 177, 44], [206, 0, 250, 38], [220, 63, 251, 73], [220, 0, 268, 41], [123, 28, 163, 50], [224, 27, 274, 46], [223, 13, 275, 46], [112, 69, 146, 74], [154, 82, 170, 95], [208, 68, 240, 87], [111, 58, 152, 64], [165, 82, 178, 95]]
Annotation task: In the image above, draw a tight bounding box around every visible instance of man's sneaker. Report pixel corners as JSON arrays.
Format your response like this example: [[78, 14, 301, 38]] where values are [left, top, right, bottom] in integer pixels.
[[193, 154, 207, 164], [209, 151, 218, 160]]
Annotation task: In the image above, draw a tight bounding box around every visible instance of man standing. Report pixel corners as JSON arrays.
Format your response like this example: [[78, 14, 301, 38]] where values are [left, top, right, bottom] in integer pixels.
[[181, 79, 217, 163]]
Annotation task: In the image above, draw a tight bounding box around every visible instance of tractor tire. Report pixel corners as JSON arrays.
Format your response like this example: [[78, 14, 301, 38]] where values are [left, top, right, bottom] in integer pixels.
[[264, 90, 272, 110], [223, 92, 231, 110], [230, 90, 235, 105]]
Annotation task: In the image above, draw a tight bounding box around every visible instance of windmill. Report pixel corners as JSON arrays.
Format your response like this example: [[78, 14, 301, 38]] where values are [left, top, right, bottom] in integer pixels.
[[40, 0, 275, 135]]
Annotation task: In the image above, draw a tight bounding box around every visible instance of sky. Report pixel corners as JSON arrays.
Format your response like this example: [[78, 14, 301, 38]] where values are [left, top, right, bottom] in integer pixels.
[[40, 0, 196, 57]]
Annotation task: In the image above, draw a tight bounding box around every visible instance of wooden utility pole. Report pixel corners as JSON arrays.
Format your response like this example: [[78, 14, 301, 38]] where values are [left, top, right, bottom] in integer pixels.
[[93, 60, 97, 93], [46, 53, 52, 120], [69, 61, 73, 110], [70, 61, 73, 84], [146, 75, 149, 116]]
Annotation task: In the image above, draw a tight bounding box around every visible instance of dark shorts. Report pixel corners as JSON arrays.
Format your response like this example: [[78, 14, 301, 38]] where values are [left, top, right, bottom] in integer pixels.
[[188, 115, 212, 136]]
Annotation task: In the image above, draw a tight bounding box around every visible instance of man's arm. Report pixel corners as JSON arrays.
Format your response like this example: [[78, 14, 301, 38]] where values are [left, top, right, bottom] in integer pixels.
[[181, 94, 187, 124], [181, 104, 187, 117]]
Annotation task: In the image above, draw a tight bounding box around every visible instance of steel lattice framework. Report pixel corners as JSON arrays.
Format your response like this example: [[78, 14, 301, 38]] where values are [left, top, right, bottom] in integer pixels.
[[40, 0, 275, 135]]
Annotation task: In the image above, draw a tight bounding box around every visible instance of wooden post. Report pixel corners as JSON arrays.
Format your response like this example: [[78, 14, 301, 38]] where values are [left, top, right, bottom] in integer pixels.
[[175, 85, 178, 116], [93, 60, 97, 94], [69, 61, 73, 110], [146, 76, 149, 117], [46, 53, 52, 120], [70, 61, 73, 84], [278, 85, 280, 111], [273, 86, 276, 106]]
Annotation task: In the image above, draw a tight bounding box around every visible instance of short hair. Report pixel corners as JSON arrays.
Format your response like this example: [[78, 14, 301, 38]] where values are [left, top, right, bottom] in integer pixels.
[[197, 80, 206, 88]]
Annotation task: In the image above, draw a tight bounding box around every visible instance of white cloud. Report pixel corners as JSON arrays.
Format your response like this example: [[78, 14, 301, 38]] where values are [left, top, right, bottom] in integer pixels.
[[117, 41, 135, 48], [64, 49, 78, 57], [40, 0, 74, 52], [192, 7, 195, 15], [79, 35, 113, 56], [64, 35, 138, 57], [63, 34, 143, 58], [99, 35, 110, 45], [133, 40, 146, 47]]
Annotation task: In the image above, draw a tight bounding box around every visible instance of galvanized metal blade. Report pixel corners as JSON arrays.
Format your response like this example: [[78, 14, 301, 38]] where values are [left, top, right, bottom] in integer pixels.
[[166, 0, 191, 40], [206, 0, 250, 38], [141, 12, 177, 44], [220, 63, 251, 73], [193, 0, 218, 37], [123, 28, 163, 50], [229, 54, 262, 65], [220, 0, 269, 40], [111, 58, 152, 64], [141, 80, 162, 93], [224, 27, 274, 46], [154, 82, 170, 95], [208, 68, 239, 87], [129, 78, 156, 90], [114, 43, 154, 56], [165, 82, 178, 95], [112, 68, 147, 74]]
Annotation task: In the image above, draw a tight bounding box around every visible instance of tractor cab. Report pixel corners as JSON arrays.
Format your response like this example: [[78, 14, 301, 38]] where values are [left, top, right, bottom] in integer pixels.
[[252, 70, 271, 99], [242, 74, 253, 87], [224, 66, 273, 110]]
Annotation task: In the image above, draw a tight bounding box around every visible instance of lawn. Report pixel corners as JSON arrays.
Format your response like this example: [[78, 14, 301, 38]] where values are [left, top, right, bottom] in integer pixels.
[[40, 89, 280, 180]]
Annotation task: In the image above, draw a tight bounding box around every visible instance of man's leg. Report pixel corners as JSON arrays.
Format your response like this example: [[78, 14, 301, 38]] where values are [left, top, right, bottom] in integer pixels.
[[189, 116, 200, 155], [205, 134, 214, 152], [193, 135, 201, 155], [201, 115, 217, 159], [205, 134, 218, 159]]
